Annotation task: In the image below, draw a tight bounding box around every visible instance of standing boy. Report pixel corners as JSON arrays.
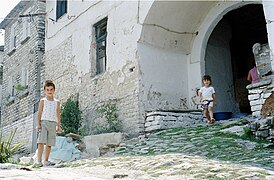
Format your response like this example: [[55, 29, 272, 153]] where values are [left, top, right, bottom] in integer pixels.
[[36, 80, 62, 166], [198, 75, 217, 124]]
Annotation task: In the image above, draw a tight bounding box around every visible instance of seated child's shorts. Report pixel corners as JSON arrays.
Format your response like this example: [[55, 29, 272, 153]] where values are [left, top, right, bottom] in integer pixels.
[[201, 100, 214, 110], [37, 120, 56, 146]]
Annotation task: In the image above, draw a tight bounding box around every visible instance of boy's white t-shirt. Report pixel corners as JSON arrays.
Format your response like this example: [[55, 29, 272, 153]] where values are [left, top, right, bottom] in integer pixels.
[[41, 97, 59, 122], [199, 86, 215, 101]]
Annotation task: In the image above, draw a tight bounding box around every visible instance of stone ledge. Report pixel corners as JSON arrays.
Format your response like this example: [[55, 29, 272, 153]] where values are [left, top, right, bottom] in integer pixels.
[[246, 79, 272, 89]]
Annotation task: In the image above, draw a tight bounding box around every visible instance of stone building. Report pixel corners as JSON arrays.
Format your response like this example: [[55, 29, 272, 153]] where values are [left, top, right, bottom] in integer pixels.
[[44, 1, 274, 137], [0, 0, 46, 152], [0, 46, 4, 117]]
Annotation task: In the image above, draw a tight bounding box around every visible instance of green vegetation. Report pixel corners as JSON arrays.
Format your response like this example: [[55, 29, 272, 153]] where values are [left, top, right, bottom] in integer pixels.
[[61, 97, 82, 135], [94, 103, 122, 134], [15, 84, 27, 91], [0, 128, 20, 163]]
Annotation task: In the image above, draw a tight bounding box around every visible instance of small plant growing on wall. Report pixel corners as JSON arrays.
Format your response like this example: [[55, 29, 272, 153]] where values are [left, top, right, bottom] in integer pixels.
[[15, 84, 27, 91], [61, 97, 82, 135], [95, 103, 122, 134], [0, 128, 21, 163]]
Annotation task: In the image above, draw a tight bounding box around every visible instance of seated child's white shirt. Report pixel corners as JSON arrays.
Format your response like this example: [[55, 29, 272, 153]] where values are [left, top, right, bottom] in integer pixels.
[[199, 86, 215, 101]]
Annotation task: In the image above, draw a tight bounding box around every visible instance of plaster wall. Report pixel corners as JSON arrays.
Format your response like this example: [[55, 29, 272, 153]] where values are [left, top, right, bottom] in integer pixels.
[[45, 1, 143, 136], [138, 43, 189, 111], [205, 20, 239, 113]]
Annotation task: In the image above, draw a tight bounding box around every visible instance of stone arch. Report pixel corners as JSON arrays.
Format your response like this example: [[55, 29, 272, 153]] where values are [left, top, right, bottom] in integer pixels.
[[137, 1, 265, 112]]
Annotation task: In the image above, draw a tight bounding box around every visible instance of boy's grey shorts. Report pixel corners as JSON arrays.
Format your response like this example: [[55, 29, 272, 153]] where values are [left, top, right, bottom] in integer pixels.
[[37, 120, 56, 146]]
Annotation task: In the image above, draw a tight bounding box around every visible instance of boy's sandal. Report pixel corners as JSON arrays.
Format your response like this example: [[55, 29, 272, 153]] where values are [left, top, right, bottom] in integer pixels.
[[207, 120, 213, 124], [43, 161, 55, 166]]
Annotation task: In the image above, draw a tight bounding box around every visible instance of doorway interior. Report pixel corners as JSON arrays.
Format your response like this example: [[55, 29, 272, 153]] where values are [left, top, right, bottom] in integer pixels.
[[205, 4, 268, 114]]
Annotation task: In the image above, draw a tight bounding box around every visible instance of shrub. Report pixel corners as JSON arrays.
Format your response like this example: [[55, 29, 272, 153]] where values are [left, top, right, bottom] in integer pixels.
[[0, 128, 21, 163], [61, 97, 82, 135], [95, 103, 122, 134]]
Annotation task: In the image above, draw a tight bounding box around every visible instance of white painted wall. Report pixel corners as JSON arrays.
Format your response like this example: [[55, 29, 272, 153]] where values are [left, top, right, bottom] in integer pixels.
[[46, 1, 141, 77], [138, 43, 189, 111], [205, 20, 239, 113], [262, 0, 274, 71], [189, 1, 262, 110]]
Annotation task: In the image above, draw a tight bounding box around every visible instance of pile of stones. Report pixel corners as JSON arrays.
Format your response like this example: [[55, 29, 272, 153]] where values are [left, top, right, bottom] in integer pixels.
[[249, 116, 274, 142]]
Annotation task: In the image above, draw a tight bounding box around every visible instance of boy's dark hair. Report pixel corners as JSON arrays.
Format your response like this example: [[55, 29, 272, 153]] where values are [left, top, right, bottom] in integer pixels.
[[44, 80, 55, 89], [202, 75, 212, 83]]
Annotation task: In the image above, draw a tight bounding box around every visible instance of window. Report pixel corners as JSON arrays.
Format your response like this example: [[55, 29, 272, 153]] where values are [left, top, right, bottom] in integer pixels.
[[56, 0, 67, 20], [8, 76, 14, 97], [21, 18, 30, 43], [94, 18, 107, 75], [9, 24, 16, 51], [21, 68, 29, 87]]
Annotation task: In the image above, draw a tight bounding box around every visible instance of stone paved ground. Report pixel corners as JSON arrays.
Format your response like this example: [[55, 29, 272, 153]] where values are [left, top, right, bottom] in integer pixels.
[[1, 118, 274, 179]]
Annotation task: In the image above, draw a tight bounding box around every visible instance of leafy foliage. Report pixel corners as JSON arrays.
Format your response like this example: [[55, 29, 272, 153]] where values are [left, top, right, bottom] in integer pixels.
[[15, 84, 27, 91], [0, 128, 21, 163], [61, 97, 82, 135], [95, 103, 122, 134]]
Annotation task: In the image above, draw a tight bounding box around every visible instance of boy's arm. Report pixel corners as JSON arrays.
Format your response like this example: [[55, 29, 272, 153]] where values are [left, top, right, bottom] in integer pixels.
[[213, 93, 217, 105], [36, 100, 44, 132], [56, 101, 62, 133], [198, 90, 202, 102]]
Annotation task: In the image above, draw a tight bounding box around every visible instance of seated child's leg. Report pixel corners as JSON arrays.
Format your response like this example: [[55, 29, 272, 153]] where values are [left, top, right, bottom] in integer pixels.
[[204, 109, 210, 122], [208, 107, 215, 122]]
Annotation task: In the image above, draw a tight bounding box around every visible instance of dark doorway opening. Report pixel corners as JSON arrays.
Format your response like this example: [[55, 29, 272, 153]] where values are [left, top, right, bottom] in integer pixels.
[[224, 4, 268, 113], [206, 4, 268, 114]]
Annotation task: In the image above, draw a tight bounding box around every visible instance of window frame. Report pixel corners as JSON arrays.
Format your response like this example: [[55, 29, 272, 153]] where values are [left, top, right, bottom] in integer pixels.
[[21, 18, 31, 44], [56, 0, 68, 20], [94, 18, 107, 75]]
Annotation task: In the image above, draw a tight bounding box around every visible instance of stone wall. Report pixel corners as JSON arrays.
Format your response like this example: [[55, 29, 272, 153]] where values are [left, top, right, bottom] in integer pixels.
[[249, 116, 274, 143], [246, 78, 273, 117], [1, 114, 34, 152], [0, 1, 45, 151], [144, 111, 203, 134]]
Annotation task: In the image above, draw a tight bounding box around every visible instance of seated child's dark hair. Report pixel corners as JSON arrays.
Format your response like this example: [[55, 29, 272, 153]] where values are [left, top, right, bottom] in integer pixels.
[[44, 80, 55, 89], [202, 75, 212, 83]]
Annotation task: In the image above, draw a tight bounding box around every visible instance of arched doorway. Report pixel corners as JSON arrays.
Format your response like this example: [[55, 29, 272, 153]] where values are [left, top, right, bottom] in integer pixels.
[[205, 4, 268, 114]]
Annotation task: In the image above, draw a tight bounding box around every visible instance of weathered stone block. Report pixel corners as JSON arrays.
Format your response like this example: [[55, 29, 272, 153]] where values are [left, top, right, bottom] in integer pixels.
[[249, 89, 263, 94], [251, 105, 263, 112], [248, 94, 260, 101], [145, 125, 162, 132], [250, 122, 260, 131], [252, 111, 261, 117], [250, 99, 264, 106], [162, 116, 177, 121], [146, 116, 154, 122], [263, 93, 272, 99], [255, 130, 269, 138]]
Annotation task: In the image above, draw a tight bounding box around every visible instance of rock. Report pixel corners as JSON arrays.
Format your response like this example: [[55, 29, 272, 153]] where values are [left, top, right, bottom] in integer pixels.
[[66, 136, 73, 143], [255, 130, 269, 138], [119, 143, 126, 147], [250, 122, 260, 131], [66, 133, 83, 141], [0, 163, 19, 170], [19, 156, 33, 164], [220, 125, 247, 136]]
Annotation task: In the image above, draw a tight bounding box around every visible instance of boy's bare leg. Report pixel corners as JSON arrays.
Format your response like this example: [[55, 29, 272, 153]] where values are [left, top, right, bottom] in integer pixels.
[[44, 145, 51, 162], [37, 143, 44, 162], [208, 107, 215, 122]]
